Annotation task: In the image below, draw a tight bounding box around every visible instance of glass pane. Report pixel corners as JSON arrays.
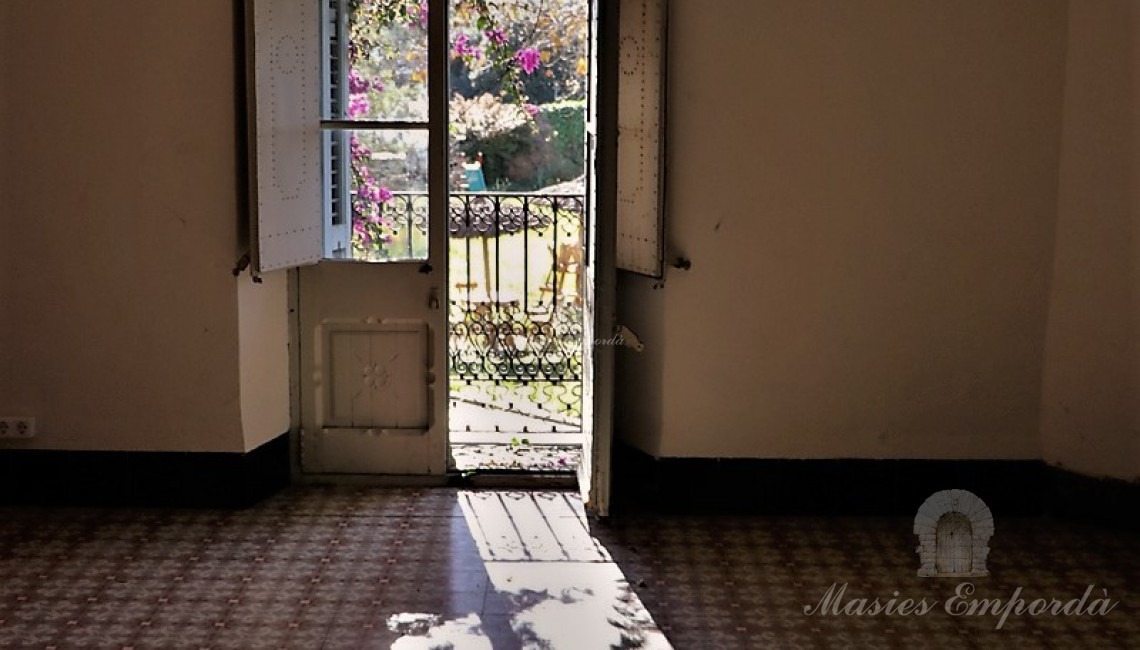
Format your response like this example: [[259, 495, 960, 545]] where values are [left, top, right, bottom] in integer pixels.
[[446, 1, 592, 435], [448, 0, 589, 192], [335, 1, 429, 122], [348, 129, 429, 262]]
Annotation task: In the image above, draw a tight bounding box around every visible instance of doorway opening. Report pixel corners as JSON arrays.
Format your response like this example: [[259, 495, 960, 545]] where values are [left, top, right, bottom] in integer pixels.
[[445, 0, 593, 475]]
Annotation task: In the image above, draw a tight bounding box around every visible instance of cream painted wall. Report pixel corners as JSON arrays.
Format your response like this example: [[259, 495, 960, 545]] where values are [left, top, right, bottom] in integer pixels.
[[617, 0, 1069, 458], [614, 274, 665, 456], [239, 271, 292, 450], [0, 1, 286, 453], [1041, 0, 1140, 482]]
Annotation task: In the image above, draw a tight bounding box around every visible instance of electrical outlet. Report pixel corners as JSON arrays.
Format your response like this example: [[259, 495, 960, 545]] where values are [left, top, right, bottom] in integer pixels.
[[0, 417, 36, 439]]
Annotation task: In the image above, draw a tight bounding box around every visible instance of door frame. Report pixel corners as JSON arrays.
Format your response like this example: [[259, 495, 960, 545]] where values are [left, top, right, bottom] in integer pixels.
[[582, 0, 619, 516], [277, 0, 619, 511]]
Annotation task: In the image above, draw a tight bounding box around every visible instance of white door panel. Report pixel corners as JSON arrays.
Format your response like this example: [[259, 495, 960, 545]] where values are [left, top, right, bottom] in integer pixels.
[[318, 321, 432, 432], [301, 428, 437, 475], [298, 262, 447, 475], [290, 0, 450, 476]]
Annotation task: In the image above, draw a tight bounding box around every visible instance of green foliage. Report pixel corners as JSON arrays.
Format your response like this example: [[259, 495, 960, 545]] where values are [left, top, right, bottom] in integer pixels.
[[452, 95, 584, 191], [451, 93, 533, 141], [539, 100, 586, 178]]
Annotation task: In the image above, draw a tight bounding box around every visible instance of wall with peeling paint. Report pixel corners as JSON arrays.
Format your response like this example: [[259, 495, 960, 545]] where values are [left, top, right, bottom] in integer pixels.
[[1040, 0, 1140, 482], [618, 0, 1071, 462]]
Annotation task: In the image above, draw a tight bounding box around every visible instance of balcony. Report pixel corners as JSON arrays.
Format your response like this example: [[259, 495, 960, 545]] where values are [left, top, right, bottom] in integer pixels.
[[374, 191, 587, 444]]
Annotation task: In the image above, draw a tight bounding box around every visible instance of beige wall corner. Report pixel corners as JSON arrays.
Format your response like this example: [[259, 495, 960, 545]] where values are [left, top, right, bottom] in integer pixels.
[[1041, 0, 1140, 482], [0, 0, 247, 452], [238, 271, 291, 451]]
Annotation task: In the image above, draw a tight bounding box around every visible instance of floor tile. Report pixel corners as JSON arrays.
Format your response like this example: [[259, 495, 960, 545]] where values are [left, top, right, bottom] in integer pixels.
[[1, 489, 1137, 648]]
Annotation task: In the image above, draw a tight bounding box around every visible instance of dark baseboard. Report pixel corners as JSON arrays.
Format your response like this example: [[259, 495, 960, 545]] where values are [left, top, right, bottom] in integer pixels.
[[612, 443, 1140, 529], [0, 432, 290, 508], [1044, 465, 1140, 531]]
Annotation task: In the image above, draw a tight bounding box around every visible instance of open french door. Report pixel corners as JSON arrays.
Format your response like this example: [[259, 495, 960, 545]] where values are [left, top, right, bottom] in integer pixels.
[[248, 0, 645, 497], [248, 0, 451, 475], [579, 0, 638, 515]]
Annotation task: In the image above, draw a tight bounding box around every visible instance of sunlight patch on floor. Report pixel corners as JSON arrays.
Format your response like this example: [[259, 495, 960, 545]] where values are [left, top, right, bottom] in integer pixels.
[[382, 491, 672, 649]]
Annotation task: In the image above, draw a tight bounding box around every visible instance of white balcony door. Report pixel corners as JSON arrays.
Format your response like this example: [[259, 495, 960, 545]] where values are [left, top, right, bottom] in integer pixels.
[[248, 0, 450, 475], [249, 0, 636, 498]]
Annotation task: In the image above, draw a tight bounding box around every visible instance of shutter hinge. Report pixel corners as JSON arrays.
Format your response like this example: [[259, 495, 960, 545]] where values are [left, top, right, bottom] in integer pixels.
[[232, 252, 263, 283]]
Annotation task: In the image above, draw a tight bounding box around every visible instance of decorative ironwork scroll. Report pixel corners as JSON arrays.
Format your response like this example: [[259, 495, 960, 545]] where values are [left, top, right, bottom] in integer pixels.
[[447, 192, 585, 424], [386, 191, 587, 424]]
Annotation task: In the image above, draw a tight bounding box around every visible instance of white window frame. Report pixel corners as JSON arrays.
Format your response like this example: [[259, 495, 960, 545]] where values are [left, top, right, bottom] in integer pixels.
[[247, 0, 447, 272]]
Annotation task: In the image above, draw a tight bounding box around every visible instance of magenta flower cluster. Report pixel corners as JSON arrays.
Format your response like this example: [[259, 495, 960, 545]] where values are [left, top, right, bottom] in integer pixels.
[[484, 28, 507, 46], [453, 33, 481, 59], [346, 68, 393, 248], [346, 68, 384, 118], [408, 2, 428, 30], [515, 48, 541, 75]]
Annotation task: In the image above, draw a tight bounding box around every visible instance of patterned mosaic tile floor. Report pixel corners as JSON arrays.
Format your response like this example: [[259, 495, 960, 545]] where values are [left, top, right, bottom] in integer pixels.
[[591, 514, 1140, 649], [1, 487, 1137, 649]]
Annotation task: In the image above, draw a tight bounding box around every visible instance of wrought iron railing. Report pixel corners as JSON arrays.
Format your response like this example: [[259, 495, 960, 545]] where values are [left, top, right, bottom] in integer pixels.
[[379, 192, 586, 386]]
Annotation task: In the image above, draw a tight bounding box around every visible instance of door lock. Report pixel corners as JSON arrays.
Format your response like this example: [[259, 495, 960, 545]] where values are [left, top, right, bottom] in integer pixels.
[[428, 286, 440, 310]]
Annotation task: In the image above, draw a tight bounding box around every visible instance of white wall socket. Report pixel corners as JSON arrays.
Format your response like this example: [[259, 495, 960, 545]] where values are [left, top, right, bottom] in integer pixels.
[[0, 417, 36, 439]]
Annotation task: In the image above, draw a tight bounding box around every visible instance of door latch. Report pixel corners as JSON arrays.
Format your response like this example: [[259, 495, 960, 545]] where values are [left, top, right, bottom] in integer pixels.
[[428, 286, 440, 310]]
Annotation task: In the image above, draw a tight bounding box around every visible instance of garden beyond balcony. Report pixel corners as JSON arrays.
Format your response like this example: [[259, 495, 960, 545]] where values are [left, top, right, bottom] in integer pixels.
[[372, 191, 587, 434]]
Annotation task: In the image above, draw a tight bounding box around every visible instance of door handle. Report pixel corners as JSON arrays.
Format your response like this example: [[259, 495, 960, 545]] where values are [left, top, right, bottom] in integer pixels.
[[428, 286, 440, 310]]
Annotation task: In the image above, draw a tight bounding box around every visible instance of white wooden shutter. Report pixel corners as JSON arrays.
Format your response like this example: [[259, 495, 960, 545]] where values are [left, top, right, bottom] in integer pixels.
[[616, 0, 666, 277], [247, 0, 323, 272], [322, 0, 352, 258]]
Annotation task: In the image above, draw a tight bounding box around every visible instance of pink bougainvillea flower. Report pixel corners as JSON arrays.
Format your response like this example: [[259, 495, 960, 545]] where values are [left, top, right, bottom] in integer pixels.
[[358, 183, 393, 204], [453, 33, 481, 59], [484, 28, 507, 46], [453, 33, 469, 56], [410, 2, 428, 30], [353, 220, 371, 243], [348, 68, 368, 94], [515, 48, 541, 74], [347, 93, 370, 118]]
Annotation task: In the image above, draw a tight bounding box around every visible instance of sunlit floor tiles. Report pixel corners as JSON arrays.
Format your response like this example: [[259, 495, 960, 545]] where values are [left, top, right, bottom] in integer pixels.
[[0, 489, 665, 650], [1, 487, 1138, 649]]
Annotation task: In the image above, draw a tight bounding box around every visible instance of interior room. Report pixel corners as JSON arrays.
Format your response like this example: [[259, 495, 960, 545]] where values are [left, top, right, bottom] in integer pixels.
[[2, 0, 1138, 648]]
